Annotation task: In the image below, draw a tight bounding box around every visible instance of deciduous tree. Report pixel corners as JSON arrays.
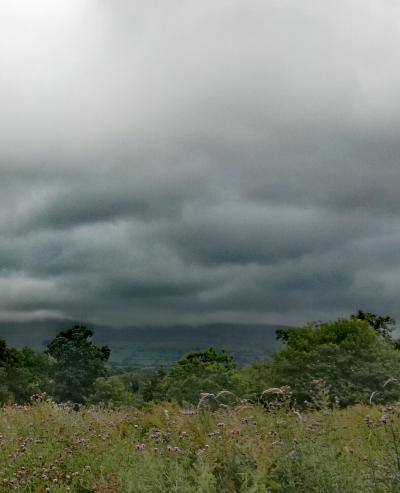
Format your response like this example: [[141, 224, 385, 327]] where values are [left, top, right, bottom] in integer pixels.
[[46, 325, 110, 403]]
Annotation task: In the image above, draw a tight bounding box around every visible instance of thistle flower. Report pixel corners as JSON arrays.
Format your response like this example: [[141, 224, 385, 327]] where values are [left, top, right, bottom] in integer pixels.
[[167, 445, 180, 452]]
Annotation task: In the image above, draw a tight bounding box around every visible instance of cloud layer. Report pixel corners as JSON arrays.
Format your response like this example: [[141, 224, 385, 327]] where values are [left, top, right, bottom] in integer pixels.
[[0, 0, 399, 326]]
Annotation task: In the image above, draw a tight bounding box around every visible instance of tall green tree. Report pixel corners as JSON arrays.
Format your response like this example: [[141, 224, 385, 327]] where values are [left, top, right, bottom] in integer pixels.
[[46, 325, 110, 403]]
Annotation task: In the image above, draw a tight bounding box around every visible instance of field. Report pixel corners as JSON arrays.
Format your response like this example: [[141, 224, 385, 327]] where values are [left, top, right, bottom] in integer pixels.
[[1, 400, 400, 493]]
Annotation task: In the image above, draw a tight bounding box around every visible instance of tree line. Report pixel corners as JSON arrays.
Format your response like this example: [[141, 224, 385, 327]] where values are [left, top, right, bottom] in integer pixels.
[[1, 310, 400, 408]]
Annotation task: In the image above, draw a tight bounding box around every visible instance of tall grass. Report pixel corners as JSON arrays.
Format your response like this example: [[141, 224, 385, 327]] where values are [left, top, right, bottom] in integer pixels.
[[1, 399, 400, 492]]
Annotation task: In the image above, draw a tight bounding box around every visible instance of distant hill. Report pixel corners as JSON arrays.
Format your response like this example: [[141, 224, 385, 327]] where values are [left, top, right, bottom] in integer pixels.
[[0, 320, 287, 368]]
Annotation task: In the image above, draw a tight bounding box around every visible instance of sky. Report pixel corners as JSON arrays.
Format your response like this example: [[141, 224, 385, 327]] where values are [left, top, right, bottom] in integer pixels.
[[0, 0, 399, 327]]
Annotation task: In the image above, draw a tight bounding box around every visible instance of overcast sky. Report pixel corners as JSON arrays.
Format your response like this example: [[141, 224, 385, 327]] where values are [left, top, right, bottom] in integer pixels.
[[0, 0, 399, 327]]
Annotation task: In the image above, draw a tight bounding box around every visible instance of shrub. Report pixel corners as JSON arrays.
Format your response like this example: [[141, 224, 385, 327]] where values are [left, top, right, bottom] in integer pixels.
[[161, 347, 242, 405], [269, 318, 400, 407], [88, 375, 136, 406]]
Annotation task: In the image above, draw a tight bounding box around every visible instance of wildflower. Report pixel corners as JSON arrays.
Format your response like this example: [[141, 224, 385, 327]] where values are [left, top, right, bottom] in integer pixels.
[[167, 444, 180, 452], [180, 409, 196, 416], [217, 422, 225, 428], [364, 415, 373, 427], [136, 443, 145, 451]]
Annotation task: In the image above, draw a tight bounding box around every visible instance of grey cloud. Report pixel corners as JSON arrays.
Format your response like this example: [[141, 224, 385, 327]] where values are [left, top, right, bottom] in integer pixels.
[[166, 201, 378, 266], [0, 0, 399, 326]]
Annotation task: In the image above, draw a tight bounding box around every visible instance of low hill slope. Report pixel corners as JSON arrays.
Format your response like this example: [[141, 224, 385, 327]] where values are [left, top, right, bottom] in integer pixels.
[[0, 320, 285, 367]]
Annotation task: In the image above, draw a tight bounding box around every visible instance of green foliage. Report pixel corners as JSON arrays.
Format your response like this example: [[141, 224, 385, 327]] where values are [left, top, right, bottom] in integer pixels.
[[139, 368, 167, 402], [1, 312, 399, 412], [276, 310, 397, 345], [0, 338, 50, 404], [88, 375, 136, 406], [0, 367, 12, 403], [118, 369, 168, 404], [269, 318, 400, 407], [161, 347, 241, 405], [238, 361, 274, 398], [46, 325, 110, 403], [8, 348, 50, 403], [351, 309, 396, 340], [89, 369, 169, 407], [0, 338, 20, 404]]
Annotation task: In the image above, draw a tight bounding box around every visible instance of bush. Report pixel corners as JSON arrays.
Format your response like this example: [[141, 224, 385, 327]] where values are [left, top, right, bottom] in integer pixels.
[[0, 339, 50, 404], [88, 375, 136, 406], [268, 318, 400, 407], [161, 347, 242, 406]]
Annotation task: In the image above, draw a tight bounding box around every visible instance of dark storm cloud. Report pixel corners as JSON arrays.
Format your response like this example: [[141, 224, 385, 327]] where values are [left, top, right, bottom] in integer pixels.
[[0, 0, 399, 326]]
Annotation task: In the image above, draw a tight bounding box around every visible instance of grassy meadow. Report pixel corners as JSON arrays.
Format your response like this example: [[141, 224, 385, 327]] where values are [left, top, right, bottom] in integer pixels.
[[1, 399, 400, 493]]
